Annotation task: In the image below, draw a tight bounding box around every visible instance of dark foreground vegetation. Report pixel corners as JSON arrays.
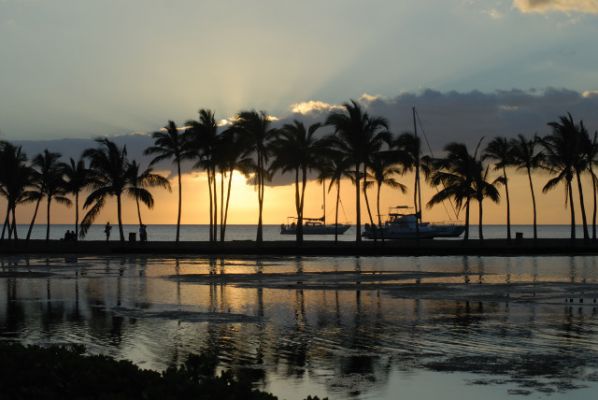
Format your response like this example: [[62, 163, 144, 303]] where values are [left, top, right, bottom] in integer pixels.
[[0, 343, 323, 400]]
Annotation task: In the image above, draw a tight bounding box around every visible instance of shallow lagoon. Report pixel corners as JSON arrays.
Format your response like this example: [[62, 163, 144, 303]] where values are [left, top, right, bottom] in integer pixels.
[[1, 255, 598, 399]]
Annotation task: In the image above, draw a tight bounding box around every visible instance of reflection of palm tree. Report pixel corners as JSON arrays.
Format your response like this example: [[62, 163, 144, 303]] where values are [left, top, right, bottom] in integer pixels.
[[541, 114, 587, 240], [483, 137, 514, 240], [145, 121, 185, 242], [63, 157, 92, 238], [128, 160, 171, 228], [32, 150, 71, 241], [81, 138, 132, 241], [510, 134, 543, 239], [231, 111, 277, 243], [326, 100, 391, 242], [270, 120, 326, 243]]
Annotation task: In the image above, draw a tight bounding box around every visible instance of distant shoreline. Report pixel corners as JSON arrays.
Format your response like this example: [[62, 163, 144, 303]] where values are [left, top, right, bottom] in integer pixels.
[[2, 239, 598, 256]]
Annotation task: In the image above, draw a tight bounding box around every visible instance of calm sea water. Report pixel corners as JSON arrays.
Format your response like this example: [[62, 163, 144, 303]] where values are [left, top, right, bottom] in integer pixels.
[[12, 223, 593, 241], [1, 254, 598, 399]]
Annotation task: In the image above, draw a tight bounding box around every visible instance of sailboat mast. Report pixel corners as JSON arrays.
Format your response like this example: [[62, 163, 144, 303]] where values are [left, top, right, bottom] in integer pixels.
[[413, 107, 423, 222]]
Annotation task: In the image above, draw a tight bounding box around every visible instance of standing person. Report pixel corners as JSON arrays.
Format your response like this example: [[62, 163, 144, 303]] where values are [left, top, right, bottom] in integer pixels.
[[104, 222, 112, 242], [139, 224, 147, 242]]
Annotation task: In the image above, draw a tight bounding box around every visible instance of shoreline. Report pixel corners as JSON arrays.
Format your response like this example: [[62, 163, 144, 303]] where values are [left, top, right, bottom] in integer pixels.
[[2, 238, 598, 256]]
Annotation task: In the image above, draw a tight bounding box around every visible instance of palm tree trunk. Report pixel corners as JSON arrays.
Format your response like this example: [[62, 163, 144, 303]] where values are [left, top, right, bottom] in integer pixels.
[[256, 154, 264, 243], [414, 171, 420, 238], [75, 192, 80, 239], [45, 197, 51, 241], [355, 164, 361, 243], [222, 168, 234, 241], [503, 167, 511, 240], [464, 197, 470, 241], [362, 164, 376, 241], [335, 179, 341, 244], [135, 196, 143, 227], [1, 206, 9, 241], [575, 170, 589, 240], [207, 169, 213, 242], [116, 194, 124, 242], [26, 196, 42, 241], [219, 169, 225, 241], [376, 183, 382, 229], [299, 166, 308, 244], [592, 168, 597, 240], [176, 161, 182, 243], [478, 197, 484, 240], [11, 206, 18, 240], [212, 166, 218, 241], [294, 168, 301, 243], [567, 179, 576, 240], [527, 168, 538, 240]]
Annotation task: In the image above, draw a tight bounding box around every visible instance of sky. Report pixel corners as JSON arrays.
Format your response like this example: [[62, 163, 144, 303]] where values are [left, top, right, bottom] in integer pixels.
[[1, 0, 598, 226]]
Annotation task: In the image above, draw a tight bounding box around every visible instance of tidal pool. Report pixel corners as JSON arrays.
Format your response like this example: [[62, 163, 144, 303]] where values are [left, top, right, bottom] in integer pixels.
[[1, 255, 598, 399]]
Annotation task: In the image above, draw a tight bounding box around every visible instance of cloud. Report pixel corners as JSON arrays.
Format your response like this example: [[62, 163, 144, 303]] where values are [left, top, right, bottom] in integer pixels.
[[513, 0, 598, 14], [11, 88, 598, 187]]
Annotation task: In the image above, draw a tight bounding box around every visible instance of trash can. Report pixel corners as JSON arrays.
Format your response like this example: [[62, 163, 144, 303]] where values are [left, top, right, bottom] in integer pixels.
[[128, 232, 136, 242], [515, 232, 523, 240]]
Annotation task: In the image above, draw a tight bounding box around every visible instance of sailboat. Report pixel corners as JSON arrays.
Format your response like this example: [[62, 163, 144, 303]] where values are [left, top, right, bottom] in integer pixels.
[[363, 107, 465, 240], [280, 179, 351, 235]]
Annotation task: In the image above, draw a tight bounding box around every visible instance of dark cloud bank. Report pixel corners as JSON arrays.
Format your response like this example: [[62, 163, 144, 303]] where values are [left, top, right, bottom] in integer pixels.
[[12, 88, 598, 183]]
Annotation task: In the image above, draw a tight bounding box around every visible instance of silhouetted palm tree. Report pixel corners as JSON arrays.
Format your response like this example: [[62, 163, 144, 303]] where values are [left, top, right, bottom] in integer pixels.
[[0, 142, 35, 241], [81, 138, 132, 241], [216, 128, 253, 242], [318, 149, 352, 243], [270, 120, 326, 243], [326, 100, 391, 242], [128, 160, 171, 227], [231, 110, 277, 243], [25, 168, 43, 241], [542, 114, 587, 240], [426, 142, 479, 240], [63, 157, 92, 238], [483, 137, 514, 240], [473, 164, 501, 240], [585, 131, 598, 240], [394, 132, 423, 234], [32, 150, 71, 241], [145, 121, 185, 242], [366, 153, 406, 229], [510, 134, 543, 240], [185, 110, 219, 242]]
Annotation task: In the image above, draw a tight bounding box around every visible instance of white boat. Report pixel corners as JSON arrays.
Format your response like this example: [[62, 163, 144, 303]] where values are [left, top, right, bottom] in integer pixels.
[[281, 217, 350, 235], [363, 208, 465, 239]]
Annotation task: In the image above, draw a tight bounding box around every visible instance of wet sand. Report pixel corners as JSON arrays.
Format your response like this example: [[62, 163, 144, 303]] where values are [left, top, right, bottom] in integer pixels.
[[2, 238, 598, 256]]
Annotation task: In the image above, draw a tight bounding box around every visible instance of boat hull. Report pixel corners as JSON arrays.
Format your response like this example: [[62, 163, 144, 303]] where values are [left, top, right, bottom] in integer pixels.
[[362, 224, 465, 240], [281, 224, 351, 235]]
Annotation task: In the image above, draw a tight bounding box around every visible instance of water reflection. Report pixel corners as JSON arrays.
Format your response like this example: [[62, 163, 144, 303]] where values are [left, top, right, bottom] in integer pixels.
[[0, 255, 597, 399]]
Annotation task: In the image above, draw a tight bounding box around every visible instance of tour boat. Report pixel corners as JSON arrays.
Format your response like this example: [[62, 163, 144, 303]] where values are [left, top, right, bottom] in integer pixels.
[[280, 217, 350, 235]]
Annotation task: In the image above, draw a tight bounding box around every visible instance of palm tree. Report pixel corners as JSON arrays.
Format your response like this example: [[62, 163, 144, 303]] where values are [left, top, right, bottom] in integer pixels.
[[318, 150, 353, 243], [270, 120, 326, 243], [0, 142, 35, 241], [128, 160, 171, 227], [541, 114, 587, 240], [472, 165, 501, 240], [231, 110, 277, 243], [25, 168, 43, 241], [81, 138, 132, 241], [585, 131, 598, 240], [367, 153, 406, 229], [394, 132, 423, 234], [483, 137, 514, 240], [63, 157, 92, 238], [325, 100, 391, 243], [510, 134, 543, 240], [31, 150, 72, 241], [145, 121, 185, 242], [216, 128, 253, 242], [426, 142, 479, 240], [184, 110, 219, 242]]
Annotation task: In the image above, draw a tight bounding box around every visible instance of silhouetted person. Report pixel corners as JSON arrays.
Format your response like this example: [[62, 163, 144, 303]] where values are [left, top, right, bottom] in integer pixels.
[[104, 222, 112, 242], [139, 224, 147, 242]]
